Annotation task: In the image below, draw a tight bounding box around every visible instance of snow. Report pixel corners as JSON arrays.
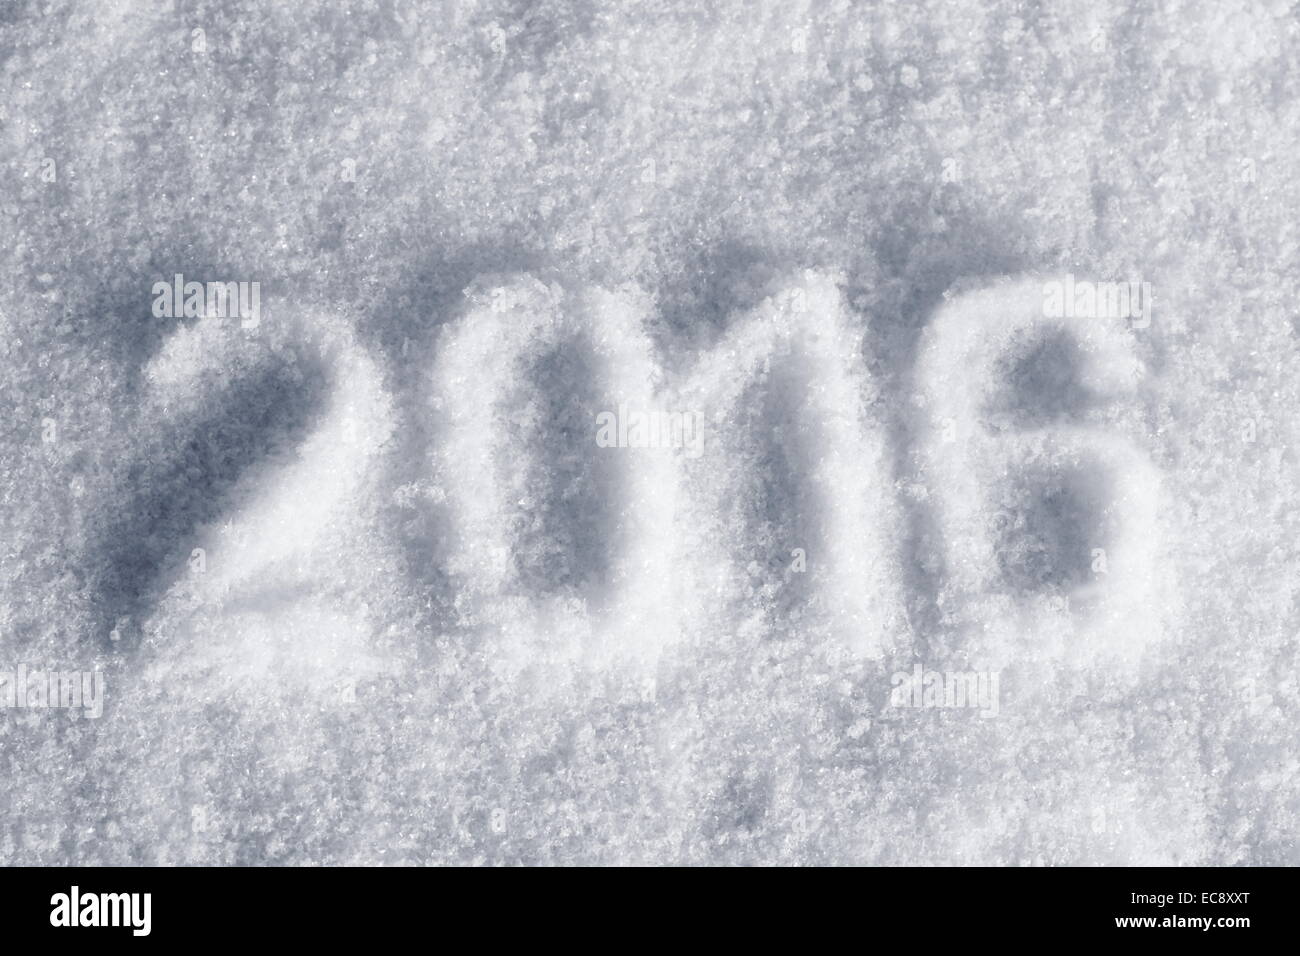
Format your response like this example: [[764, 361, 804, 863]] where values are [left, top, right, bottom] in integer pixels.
[[1, 0, 1298, 865]]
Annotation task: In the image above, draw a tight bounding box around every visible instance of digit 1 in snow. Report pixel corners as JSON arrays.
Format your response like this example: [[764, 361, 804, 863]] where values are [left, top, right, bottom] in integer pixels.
[[672, 270, 902, 659]]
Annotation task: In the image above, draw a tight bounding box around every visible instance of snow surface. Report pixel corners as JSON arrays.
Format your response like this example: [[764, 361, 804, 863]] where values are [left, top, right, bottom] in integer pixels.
[[1, 0, 1298, 865]]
